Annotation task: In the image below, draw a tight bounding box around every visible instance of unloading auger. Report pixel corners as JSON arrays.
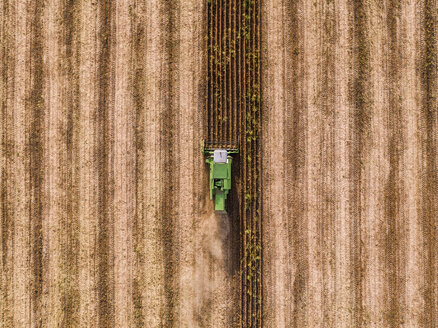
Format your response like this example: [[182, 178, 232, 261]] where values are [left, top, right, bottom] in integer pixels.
[[202, 140, 238, 212]]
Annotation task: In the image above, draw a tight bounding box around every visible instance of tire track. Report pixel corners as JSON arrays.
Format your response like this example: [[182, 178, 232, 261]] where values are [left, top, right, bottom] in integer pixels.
[[96, 1, 115, 326], [349, 0, 370, 325], [28, 1, 44, 327], [162, 0, 178, 325], [320, 1, 336, 325], [61, 0, 81, 326]]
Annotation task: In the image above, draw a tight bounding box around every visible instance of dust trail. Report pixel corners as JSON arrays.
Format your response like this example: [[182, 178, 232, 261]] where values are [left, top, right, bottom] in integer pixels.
[[193, 211, 237, 327]]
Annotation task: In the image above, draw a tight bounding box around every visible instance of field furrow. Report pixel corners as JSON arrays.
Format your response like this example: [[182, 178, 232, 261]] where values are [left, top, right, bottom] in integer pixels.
[[0, 0, 437, 327]]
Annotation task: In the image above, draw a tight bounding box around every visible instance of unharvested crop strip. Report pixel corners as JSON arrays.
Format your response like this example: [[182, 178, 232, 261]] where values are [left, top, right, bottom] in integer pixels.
[[206, 0, 241, 148], [214, 0, 219, 141], [221, 0, 225, 144], [205, 0, 262, 326], [232, 1, 237, 143], [241, 0, 248, 321], [236, 0, 242, 151], [240, 0, 262, 325], [228, 2, 232, 142], [207, 0, 213, 142]]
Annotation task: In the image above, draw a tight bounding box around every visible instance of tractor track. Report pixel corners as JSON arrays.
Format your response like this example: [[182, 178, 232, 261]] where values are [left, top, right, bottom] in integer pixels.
[[96, 1, 116, 326]]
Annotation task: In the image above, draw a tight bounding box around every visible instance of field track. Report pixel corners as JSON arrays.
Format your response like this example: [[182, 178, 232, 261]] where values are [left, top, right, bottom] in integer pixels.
[[0, 0, 437, 327]]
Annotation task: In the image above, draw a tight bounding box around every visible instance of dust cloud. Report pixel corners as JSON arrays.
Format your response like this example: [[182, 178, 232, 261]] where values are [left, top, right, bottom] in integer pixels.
[[191, 211, 236, 327]]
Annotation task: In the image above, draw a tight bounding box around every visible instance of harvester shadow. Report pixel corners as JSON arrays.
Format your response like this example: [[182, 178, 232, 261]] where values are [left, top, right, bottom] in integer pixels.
[[224, 153, 240, 277]]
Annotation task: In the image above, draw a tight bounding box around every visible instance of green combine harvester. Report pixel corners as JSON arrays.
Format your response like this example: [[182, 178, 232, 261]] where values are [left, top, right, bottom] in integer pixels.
[[202, 140, 238, 212]]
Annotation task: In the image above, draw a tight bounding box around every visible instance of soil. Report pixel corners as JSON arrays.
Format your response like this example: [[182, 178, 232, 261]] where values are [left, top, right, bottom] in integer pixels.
[[262, 0, 437, 327], [0, 0, 437, 327]]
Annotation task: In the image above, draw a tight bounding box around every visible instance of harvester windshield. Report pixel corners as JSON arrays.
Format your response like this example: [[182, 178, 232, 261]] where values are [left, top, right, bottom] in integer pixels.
[[213, 150, 228, 163]]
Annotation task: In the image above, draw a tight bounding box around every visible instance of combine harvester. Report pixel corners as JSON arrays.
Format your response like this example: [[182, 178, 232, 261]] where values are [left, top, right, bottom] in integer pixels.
[[202, 140, 238, 212]]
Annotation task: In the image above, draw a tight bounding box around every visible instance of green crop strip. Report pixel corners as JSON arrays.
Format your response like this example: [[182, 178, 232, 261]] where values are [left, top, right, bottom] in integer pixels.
[[241, 0, 262, 326], [206, 0, 262, 325], [243, 228, 261, 293]]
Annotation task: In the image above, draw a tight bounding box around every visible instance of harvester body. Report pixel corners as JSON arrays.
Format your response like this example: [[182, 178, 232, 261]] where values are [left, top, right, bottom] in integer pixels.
[[202, 141, 238, 212]]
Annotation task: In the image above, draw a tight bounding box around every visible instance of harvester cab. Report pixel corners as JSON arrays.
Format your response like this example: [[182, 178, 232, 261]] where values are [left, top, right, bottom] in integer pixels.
[[202, 140, 238, 212]]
